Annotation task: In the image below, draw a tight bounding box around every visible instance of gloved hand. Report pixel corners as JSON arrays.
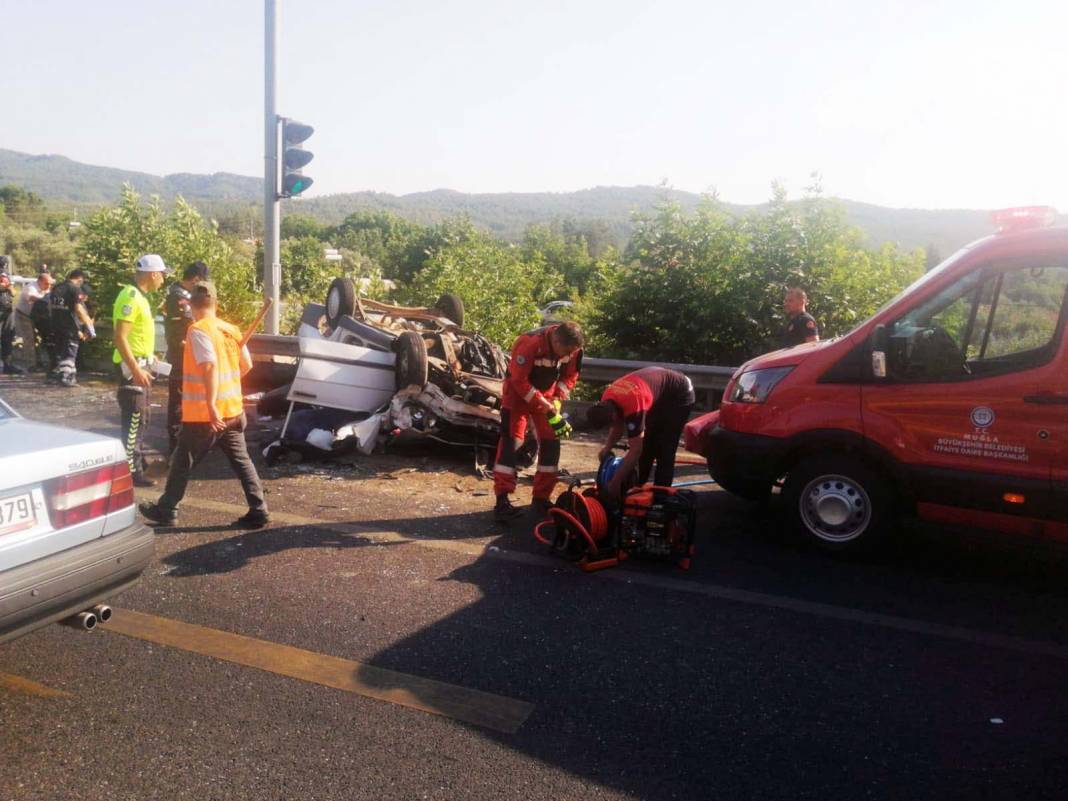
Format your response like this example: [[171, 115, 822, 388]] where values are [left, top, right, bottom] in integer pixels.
[[547, 411, 573, 440], [552, 398, 562, 414]]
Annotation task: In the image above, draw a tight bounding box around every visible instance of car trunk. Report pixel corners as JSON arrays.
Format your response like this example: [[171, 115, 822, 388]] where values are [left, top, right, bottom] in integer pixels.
[[0, 419, 126, 571]]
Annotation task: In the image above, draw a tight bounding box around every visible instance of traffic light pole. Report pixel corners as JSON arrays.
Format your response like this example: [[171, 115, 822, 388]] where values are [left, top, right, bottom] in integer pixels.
[[263, 0, 281, 335]]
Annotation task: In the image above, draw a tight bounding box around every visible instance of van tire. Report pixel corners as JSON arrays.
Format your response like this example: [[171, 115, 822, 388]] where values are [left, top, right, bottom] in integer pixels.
[[782, 454, 894, 552], [433, 293, 465, 328], [393, 331, 428, 390], [326, 278, 358, 328]]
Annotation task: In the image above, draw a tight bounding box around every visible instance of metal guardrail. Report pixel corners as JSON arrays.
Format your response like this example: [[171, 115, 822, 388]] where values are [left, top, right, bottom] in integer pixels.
[[249, 334, 737, 391]]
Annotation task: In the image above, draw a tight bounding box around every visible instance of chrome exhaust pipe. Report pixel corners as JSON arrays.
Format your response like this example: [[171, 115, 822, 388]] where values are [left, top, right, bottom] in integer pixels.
[[91, 604, 113, 624], [62, 611, 97, 631]]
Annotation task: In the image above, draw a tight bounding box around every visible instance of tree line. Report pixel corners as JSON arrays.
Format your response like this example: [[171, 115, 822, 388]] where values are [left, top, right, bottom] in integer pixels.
[[1, 181, 925, 366]]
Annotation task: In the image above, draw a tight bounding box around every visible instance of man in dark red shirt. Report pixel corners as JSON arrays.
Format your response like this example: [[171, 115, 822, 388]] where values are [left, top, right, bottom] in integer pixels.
[[493, 321, 584, 521], [587, 366, 695, 504]]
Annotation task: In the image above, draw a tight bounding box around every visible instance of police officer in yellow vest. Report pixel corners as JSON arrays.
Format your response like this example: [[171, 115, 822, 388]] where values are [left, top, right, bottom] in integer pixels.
[[139, 282, 269, 529], [113, 254, 167, 487]]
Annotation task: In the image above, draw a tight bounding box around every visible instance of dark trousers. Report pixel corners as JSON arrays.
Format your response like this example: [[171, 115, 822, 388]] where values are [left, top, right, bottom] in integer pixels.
[[0, 312, 13, 364], [159, 414, 267, 517], [638, 401, 695, 488], [52, 329, 80, 384], [117, 378, 148, 479], [166, 372, 183, 455]]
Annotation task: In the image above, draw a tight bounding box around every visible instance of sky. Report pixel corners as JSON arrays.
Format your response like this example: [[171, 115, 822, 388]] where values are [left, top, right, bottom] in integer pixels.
[[4, 0, 1067, 209]]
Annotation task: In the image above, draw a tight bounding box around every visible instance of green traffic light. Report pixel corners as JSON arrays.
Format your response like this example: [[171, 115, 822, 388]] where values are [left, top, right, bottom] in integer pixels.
[[282, 174, 314, 197]]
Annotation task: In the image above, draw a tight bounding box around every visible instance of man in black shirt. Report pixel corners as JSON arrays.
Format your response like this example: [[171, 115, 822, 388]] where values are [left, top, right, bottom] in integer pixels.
[[781, 287, 819, 348], [48, 269, 94, 387], [586, 366, 696, 503], [163, 260, 210, 453]]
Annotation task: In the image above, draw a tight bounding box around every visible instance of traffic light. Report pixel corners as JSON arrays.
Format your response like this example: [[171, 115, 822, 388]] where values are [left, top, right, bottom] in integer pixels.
[[280, 117, 314, 198]]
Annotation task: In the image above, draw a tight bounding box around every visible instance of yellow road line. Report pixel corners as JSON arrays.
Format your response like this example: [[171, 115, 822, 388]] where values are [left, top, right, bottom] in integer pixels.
[[0, 672, 71, 698], [105, 608, 533, 734]]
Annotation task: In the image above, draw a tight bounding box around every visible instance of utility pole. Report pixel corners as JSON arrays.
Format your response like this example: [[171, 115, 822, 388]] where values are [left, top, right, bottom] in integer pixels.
[[263, 0, 281, 334]]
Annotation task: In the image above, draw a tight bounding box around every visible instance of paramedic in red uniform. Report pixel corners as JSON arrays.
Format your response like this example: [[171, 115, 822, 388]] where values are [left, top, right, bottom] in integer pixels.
[[586, 366, 695, 504], [492, 321, 584, 521]]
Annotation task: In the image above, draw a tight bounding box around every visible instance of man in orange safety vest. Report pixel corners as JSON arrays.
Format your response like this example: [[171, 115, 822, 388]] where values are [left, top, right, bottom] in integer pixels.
[[139, 282, 269, 529]]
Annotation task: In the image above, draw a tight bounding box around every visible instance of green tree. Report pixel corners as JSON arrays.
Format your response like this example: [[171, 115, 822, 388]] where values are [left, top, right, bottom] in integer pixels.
[[402, 229, 562, 345], [589, 188, 923, 365], [77, 185, 259, 328]]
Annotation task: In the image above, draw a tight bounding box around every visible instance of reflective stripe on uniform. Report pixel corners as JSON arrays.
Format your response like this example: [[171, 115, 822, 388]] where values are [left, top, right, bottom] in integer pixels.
[[522, 386, 537, 402], [555, 382, 570, 399], [493, 464, 516, 476]]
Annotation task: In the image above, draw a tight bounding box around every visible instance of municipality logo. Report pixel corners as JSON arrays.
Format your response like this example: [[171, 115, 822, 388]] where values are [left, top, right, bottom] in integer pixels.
[[970, 406, 995, 428]]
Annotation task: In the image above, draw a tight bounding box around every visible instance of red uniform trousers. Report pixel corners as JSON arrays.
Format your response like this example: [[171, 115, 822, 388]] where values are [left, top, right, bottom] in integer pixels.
[[492, 399, 561, 500]]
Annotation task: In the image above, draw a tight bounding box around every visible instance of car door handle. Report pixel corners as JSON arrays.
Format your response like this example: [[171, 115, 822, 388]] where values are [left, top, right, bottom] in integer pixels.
[[1023, 394, 1068, 405]]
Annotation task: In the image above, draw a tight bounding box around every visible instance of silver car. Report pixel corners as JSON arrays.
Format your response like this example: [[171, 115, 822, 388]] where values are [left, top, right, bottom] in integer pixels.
[[0, 396, 154, 643]]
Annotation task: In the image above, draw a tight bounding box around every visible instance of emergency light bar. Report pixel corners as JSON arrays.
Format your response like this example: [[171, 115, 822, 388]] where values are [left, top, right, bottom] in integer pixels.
[[990, 206, 1057, 233]]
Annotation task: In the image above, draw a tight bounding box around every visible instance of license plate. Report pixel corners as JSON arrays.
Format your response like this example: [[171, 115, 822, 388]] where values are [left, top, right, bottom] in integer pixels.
[[0, 492, 36, 536]]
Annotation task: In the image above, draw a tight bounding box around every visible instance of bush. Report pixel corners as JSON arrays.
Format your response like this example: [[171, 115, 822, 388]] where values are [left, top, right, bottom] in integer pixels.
[[588, 188, 924, 365]]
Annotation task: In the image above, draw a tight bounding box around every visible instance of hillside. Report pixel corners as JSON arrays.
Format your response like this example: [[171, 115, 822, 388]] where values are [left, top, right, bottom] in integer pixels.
[[0, 149, 260, 203], [1, 147, 998, 254]]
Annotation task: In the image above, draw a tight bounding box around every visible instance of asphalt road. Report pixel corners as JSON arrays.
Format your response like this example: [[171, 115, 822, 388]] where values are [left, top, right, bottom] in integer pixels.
[[1, 374, 1066, 801]]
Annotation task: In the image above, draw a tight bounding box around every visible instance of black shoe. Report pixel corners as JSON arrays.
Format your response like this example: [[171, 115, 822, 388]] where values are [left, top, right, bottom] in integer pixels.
[[133, 474, 157, 488], [493, 495, 524, 522], [232, 512, 270, 529], [138, 502, 177, 526], [531, 497, 553, 517]]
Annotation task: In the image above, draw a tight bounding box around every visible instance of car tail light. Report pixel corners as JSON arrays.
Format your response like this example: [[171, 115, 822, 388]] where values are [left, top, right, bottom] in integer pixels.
[[47, 462, 135, 529], [990, 206, 1057, 232]]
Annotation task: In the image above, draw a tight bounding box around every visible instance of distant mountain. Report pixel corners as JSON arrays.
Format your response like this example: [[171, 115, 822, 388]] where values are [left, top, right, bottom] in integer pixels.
[[1, 147, 999, 254], [0, 149, 260, 203], [295, 187, 994, 255]]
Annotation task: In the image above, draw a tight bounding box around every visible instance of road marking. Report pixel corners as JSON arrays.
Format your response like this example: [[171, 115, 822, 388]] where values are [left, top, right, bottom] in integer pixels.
[[0, 672, 71, 698], [104, 608, 533, 734], [138, 490, 1068, 661]]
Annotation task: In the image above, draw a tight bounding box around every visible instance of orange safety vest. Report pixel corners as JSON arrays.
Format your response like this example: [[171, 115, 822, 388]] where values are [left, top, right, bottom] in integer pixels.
[[181, 317, 245, 423]]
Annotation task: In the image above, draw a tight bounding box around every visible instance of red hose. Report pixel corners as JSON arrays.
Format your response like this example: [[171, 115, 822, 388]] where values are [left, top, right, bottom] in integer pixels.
[[533, 493, 610, 558]]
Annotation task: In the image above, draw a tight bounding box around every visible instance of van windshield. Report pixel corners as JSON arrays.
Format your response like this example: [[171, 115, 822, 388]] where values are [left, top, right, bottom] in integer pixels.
[[840, 239, 987, 340]]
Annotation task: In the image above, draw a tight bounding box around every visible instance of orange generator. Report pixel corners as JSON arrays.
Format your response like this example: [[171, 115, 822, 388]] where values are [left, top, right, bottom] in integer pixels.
[[534, 481, 698, 572]]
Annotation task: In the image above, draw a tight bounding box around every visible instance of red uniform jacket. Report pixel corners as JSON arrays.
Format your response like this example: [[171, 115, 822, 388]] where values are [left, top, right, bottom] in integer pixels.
[[503, 325, 582, 407]]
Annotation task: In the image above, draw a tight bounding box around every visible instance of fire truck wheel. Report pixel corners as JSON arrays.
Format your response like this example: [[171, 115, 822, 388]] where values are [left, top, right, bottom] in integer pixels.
[[325, 278, 358, 329], [393, 331, 428, 390], [782, 454, 894, 552], [433, 293, 465, 328]]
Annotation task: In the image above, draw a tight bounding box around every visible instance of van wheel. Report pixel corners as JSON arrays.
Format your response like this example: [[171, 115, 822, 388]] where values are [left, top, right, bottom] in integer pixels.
[[393, 331, 428, 390], [782, 455, 894, 552], [433, 293, 465, 327], [326, 278, 358, 328]]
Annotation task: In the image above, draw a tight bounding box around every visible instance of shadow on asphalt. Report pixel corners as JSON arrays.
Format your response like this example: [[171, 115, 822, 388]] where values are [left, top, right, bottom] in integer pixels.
[[347, 520, 1068, 800], [161, 523, 405, 576], [152, 478, 1068, 798]]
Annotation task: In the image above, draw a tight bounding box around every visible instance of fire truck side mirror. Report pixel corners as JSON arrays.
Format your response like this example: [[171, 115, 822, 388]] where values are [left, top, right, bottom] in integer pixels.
[[870, 324, 888, 379]]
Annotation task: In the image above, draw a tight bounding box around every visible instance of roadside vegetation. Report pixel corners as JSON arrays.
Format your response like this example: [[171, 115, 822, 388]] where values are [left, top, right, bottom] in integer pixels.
[[1, 181, 924, 365]]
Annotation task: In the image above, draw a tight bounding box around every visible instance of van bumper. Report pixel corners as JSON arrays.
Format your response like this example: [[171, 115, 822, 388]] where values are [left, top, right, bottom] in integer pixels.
[[0, 523, 155, 644], [707, 424, 785, 494]]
